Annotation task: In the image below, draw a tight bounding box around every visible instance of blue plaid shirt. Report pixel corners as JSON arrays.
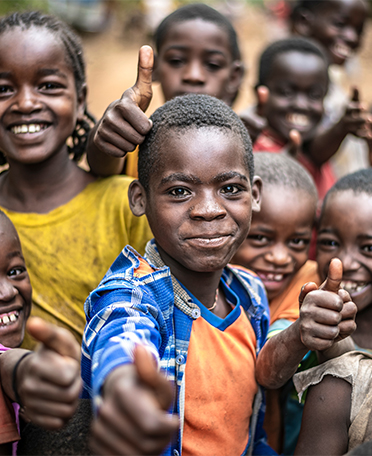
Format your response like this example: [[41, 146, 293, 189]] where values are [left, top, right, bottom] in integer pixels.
[[81, 240, 275, 456]]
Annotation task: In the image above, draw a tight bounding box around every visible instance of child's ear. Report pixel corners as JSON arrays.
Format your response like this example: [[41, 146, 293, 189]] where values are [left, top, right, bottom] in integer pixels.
[[152, 53, 159, 82], [77, 83, 87, 121], [292, 8, 314, 37], [224, 60, 245, 106], [251, 176, 262, 213], [129, 180, 147, 216]]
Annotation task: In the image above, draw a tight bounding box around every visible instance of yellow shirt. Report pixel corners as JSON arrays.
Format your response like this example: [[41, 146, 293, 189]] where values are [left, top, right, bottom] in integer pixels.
[[0, 176, 152, 349]]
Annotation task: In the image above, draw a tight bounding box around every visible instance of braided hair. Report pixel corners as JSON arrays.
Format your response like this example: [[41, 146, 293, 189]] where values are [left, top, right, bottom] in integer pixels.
[[0, 11, 95, 164]]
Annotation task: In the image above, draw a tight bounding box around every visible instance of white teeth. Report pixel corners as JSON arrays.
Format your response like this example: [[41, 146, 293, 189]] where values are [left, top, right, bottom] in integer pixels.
[[287, 113, 309, 127], [11, 124, 43, 135], [340, 281, 368, 293], [264, 273, 284, 282], [0, 310, 19, 327], [334, 43, 353, 59]]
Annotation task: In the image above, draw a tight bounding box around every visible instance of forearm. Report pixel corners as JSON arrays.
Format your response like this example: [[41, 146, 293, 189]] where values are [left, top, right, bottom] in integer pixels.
[[317, 336, 354, 364], [86, 125, 125, 177], [0, 349, 32, 403], [305, 121, 347, 167], [256, 320, 308, 389]]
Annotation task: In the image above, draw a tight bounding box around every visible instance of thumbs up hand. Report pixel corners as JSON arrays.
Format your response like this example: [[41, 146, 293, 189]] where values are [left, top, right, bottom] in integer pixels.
[[239, 85, 269, 143], [91, 45, 154, 158], [14, 318, 82, 430], [90, 345, 179, 456], [298, 258, 357, 352]]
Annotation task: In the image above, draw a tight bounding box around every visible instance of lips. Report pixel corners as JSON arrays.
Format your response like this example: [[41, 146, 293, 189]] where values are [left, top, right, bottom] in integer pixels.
[[186, 234, 231, 249], [0, 309, 19, 327], [340, 280, 370, 295], [332, 42, 354, 60]]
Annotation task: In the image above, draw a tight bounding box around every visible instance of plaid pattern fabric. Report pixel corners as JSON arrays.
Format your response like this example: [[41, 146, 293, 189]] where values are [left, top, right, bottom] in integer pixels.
[[81, 240, 275, 456]]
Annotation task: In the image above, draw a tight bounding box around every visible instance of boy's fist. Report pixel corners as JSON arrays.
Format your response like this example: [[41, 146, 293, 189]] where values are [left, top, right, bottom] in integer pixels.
[[17, 318, 82, 430], [298, 258, 357, 351], [90, 345, 179, 456], [92, 45, 154, 157]]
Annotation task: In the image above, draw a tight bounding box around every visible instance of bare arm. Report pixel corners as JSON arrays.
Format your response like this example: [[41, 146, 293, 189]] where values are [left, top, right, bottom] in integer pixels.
[[294, 375, 351, 455], [256, 259, 357, 389], [86, 46, 153, 177]]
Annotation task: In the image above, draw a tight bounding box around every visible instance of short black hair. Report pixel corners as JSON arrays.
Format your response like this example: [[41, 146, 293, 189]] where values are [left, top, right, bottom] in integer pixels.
[[138, 94, 253, 191], [321, 168, 372, 219], [154, 3, 241, 61], [254, 152, 318, 201], [0, 11, 95, 164], [257, 37, 329, 87]]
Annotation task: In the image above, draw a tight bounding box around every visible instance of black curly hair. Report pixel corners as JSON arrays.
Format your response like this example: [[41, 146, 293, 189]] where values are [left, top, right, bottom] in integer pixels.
[[257, 36, 329, 88], [0, 10, 95, 165], [154, 3, 241, 61], [138, 93, 253, 192]]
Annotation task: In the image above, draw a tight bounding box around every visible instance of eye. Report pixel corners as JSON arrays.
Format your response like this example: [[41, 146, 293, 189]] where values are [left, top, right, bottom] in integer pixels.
[[308, 88, 324, 101], [0, 85, 13, 96], [290, 238, 310, 250], [206, 61, 222, 72], [166, 57, 184, 68], [361, 244, 372, 254], [8, 266, 26, 278], [317, 237, 339, 250], [248, 234, 270, 246], [221, 184, 241, 195], [169, 187, 191, 198], [39, 81, 65, 92], [276, 87, 294, 98]]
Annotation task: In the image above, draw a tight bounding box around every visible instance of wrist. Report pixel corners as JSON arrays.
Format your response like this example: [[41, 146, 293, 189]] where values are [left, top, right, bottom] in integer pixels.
[[12, 351, 32, 406]]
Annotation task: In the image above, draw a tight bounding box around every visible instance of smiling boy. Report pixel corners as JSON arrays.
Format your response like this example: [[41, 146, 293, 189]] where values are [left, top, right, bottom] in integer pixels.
[[82, 94, 356, 456]]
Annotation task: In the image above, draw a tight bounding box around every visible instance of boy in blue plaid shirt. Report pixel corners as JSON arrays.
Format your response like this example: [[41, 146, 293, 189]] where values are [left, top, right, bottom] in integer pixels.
[[82, 94, 355, 456]]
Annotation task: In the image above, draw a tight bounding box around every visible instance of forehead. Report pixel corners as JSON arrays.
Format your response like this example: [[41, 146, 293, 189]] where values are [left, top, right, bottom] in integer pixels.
[[257, 184, 316, 223], [150, 126, 249, 185], [268, 51, 327, 85], [322, 190, 372, 223], [159, 18, 232, 59], [0, 218, 21, 247], [0, 27, 70, 74], [317, 0, 368, 17]]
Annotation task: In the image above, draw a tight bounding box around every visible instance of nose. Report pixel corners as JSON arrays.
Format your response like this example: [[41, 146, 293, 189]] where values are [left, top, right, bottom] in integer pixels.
[[342, 26, 359, 47], [0, 279, 18, 302], [190, 192, 226, 221], [264, 244, 291, 267], [292, 92, 309, 111], [338, 249, 360, 273], [11, 86, 42, 113], [183, 60, 206, 85]]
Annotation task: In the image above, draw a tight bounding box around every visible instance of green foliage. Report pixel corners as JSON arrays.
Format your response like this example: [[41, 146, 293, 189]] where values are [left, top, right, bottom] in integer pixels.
[[0, 1, 49, 16]]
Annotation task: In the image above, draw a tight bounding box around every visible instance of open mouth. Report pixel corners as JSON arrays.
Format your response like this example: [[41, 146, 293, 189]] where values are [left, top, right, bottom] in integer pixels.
[[286, 113, 310, 129], [0, 310, 19, 327], [258, 272, 286, 282], [340, 280, 370, 295], [332, 43, 354, 60], [10, 123, 50, 135]]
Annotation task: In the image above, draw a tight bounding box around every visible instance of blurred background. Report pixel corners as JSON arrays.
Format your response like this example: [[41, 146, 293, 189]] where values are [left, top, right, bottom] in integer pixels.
[[3, 0, 371, 121]]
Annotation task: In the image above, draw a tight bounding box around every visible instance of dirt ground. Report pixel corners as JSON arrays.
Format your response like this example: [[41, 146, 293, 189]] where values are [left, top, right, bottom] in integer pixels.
[[81, 3, 372, 122]]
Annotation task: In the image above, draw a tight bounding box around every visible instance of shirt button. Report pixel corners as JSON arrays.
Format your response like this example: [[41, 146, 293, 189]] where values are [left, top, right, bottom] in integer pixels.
[[173, 450, 180, 456], [191, 308, 201, 319], [175, 354, 185, 365]]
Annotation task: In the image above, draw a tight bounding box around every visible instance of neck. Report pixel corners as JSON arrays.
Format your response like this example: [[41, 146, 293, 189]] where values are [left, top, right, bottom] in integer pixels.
[[156, 243, 222, 309], [0, 148, 95, 213]]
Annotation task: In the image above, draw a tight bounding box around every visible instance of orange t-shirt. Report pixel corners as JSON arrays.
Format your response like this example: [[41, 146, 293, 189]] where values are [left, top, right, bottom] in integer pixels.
[[182, 301, 257, 456], [269, 260, 320, 325]]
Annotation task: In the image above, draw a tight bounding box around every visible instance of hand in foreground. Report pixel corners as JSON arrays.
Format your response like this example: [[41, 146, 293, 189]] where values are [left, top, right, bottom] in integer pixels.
[[298, 258, 357, 352], [91, 45, 154, 157], [90, 345, 179, 456], [17, 317, 82, 430], [341, 87, 372, 140]]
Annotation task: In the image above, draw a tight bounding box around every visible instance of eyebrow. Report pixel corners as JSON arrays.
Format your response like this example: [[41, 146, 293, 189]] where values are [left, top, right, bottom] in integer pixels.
[[0, 72, 11, 79], [318, 228, 336, 235], [163, 45, 227, 57], [37, 68, 68, 79], [6, 250, 24, 260], [160, 171, 248, 187]]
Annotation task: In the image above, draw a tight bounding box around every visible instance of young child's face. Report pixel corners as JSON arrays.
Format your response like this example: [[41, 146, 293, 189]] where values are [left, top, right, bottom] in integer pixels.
[[0, 27, 85, 165], [0, 217, 31, 348], [232, 184, 315, 301], [154, 19, 241, 105], [317, 190, 372, 313], [136, 127, 260, 278], [262, 51, 328, 143], [305, 0, 368, 66]]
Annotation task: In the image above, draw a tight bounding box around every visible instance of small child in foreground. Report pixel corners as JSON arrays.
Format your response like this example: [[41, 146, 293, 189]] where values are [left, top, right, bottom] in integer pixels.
[[0, 211, 81, 454], [82, 94, 356, 456], [232, 153, 318, 453], [87, 3, 245, 177], [294, 168, 372, 455]]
